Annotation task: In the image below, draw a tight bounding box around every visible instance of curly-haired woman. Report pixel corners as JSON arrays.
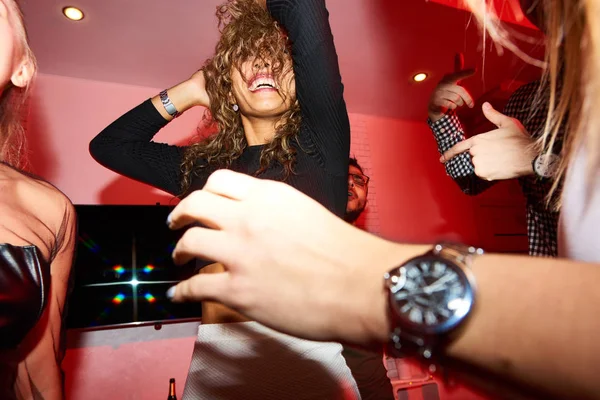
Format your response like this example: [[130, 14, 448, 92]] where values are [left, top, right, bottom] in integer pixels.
[[90, 0, 359, 398], [90, 0, 349, 213]]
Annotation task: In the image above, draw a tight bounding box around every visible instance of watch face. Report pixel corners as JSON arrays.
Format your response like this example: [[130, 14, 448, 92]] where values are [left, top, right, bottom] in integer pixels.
[[534, 153, 560, 178], [389, 256, 475, 335]]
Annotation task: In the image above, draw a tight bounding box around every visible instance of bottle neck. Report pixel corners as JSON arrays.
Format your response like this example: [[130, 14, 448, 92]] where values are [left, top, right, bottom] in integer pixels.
[[168, 379, 176, 399]]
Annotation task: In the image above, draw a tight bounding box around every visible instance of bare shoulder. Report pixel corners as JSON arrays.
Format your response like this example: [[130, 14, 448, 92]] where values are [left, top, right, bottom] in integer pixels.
[[25, 174, 74, 218], [1, 164, 74, 224]]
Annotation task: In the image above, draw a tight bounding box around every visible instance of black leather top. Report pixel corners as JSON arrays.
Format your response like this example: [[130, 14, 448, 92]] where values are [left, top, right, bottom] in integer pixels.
[[0, 243, 50, 349]]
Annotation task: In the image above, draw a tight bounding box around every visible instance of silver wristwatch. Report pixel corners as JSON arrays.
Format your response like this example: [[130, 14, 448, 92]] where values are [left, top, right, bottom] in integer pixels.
[[384, 242, 482, 360], [159, 89, 179, 118]]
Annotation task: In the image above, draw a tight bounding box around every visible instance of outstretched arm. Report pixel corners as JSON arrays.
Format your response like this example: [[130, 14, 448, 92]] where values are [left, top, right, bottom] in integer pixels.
[[166, 170, 600, 400]]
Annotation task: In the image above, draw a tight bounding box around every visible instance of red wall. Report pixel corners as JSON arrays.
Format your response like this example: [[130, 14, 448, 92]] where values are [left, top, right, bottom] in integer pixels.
[[428, 0, 538, 29]]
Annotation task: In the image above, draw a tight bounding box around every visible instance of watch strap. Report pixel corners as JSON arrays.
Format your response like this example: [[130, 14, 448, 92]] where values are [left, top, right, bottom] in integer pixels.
[[432, 242, 484, 268], [159, 90, 179, 118]]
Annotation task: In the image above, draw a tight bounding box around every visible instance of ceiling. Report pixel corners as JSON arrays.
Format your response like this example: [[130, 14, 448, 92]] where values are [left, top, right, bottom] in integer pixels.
[[21, 0, 545, 121]]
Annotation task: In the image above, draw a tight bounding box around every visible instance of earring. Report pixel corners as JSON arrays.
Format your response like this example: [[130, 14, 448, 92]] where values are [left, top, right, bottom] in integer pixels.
[[232, 104, 239, 112]]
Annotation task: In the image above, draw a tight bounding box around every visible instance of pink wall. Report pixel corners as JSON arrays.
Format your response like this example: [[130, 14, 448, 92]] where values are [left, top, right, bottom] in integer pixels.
[[27, 73, 204, 205], [62, 324, 198, 400], [27, 73, 523, 399]]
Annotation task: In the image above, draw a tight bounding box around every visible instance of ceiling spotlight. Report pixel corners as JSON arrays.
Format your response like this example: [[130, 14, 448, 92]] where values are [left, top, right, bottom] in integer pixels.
[[62, 6, 84, 21], [413, 73, 428, 82]]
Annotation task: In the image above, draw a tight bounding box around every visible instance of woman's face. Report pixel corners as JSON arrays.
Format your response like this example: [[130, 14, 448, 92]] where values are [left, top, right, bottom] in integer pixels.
[[230, 54, 296, 119], [0, 0, 32, 92]]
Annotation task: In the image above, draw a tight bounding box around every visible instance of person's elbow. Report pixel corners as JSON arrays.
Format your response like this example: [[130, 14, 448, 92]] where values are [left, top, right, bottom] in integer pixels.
[[88, 134, 113, 167]]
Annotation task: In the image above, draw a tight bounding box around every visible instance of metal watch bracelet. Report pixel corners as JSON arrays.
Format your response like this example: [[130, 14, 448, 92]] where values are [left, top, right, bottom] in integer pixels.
[[159, 89, 179, 118]]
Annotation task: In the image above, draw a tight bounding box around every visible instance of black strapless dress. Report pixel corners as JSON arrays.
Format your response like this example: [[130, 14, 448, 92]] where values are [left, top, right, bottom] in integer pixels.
[[0, 243, 50, 349]]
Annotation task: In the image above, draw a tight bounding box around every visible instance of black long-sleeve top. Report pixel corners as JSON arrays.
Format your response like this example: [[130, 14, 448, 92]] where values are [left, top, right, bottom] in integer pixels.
[[89, 0, 350, 218]]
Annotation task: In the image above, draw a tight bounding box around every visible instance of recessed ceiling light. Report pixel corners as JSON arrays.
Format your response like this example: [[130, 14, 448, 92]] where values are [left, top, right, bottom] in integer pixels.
[[62, 6, 84, 21], [413, 73, 428, 82]]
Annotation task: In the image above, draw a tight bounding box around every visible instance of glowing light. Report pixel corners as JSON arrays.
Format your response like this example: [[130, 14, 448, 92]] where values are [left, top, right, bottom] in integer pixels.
[[130, 279, 139, 287], [112, 293, 125, 305], [113, 265, 125, 275], [143, 265, 155, 274], [144, 293, 156, 303], [413, 73, 428, 82], [62, 6, 84, 21]]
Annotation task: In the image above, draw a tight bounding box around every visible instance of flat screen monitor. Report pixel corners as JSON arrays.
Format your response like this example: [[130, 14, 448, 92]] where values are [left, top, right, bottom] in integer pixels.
[[67, 205, 207, 330]]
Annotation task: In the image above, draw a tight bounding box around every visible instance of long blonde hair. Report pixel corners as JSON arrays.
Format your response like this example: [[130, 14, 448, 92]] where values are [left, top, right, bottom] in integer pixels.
[[0, 0, 37, 168], [464, 0, 594, 207]]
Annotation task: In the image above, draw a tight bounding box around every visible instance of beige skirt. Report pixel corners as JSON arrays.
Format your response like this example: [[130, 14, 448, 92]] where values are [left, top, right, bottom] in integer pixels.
[[182, 321, 361, 400]]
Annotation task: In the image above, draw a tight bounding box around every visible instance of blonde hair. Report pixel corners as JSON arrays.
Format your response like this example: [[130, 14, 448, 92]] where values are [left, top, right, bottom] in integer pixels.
[[0, 0, 37, 168], [464, 0, 593, 208]]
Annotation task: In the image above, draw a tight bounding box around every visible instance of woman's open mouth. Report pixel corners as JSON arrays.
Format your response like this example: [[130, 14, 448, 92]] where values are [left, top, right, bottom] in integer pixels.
[[248, 74, 279, 92]]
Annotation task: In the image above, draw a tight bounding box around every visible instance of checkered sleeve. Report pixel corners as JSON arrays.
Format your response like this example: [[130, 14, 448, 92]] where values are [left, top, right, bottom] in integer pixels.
[[503, 81, 560, 257], [428, 112, 495, 195]]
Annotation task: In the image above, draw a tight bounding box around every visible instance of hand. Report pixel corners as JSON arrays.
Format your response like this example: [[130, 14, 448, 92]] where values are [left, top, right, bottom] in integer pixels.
[[427, 54, 476, 122], [166, 170, 404, 345], [441, 102, 537, 180], [186, 69, 210, 108]]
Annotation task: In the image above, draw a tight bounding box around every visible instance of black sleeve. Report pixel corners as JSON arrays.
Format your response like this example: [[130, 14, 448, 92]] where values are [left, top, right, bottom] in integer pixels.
[[89, 99, 186, 196], [268, 0, 350, 177]]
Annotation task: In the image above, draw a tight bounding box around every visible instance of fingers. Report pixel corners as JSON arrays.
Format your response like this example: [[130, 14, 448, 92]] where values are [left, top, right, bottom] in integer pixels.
[[441, 139, 473, 162], [450, 68, 476, 83], [168, 189, 239, 230], [442, 68, 476, 84], [203, 169, 260, 201], [449, 85, 474, 108], [433, 98, 459, 113], [434, 84, 474, 108], [172, 226, 239, 266], [482, 102, 511, 128], [167, 272, 231, 303]]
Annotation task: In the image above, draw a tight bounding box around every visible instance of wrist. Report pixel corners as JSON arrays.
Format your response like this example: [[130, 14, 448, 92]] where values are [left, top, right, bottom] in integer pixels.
[[354, 241, 430, 346], [521, 148, 538, 177], [179, 79, 208, 108], [428, 111, 444, 123]]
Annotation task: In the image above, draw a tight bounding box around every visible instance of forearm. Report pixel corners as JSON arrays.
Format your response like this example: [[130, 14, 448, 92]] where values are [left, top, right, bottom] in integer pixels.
[[268, 0, 349, 176], [447, 254, 600, 398], [90, 99, 185, 195], [151, 79, 204, 121], [361, 245, 600, 399]]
